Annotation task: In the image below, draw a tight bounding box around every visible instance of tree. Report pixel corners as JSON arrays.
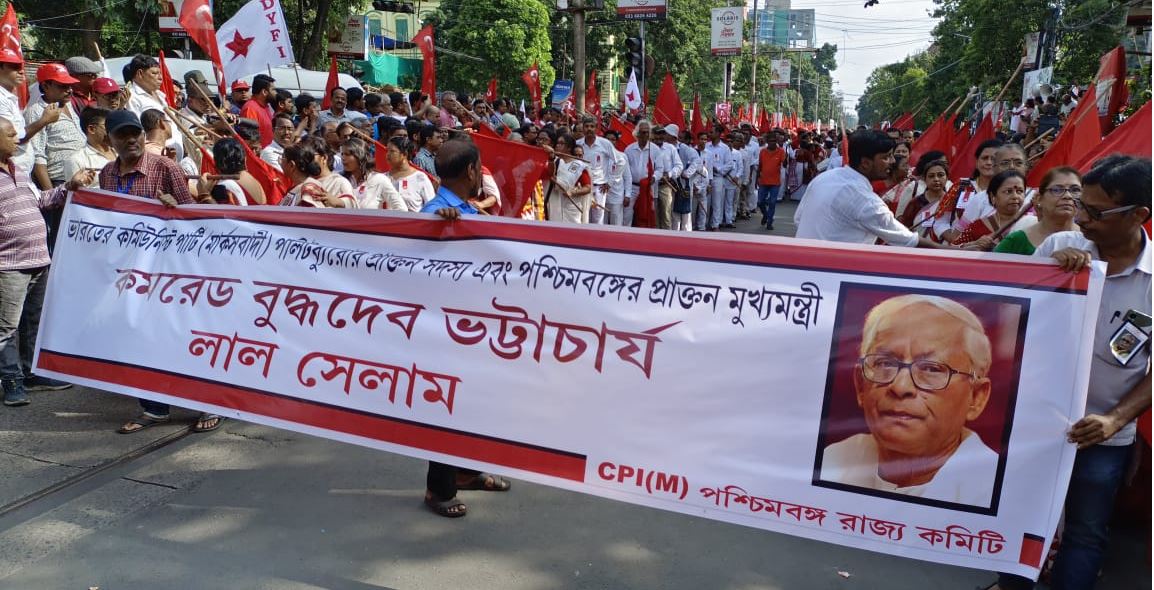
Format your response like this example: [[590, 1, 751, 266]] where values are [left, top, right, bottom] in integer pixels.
[[431, 0, 554, 101]]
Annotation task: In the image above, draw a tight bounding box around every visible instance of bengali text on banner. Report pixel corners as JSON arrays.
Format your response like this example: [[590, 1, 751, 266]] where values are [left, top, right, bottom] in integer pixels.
[[35, 189, 1104, 578]]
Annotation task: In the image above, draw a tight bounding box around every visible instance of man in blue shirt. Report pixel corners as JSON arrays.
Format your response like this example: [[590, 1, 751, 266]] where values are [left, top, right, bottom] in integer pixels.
[[418, 139, 512, 516]]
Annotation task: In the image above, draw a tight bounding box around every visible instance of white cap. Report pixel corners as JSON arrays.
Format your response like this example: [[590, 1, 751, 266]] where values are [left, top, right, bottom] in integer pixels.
[[664, 124, 679, 137]]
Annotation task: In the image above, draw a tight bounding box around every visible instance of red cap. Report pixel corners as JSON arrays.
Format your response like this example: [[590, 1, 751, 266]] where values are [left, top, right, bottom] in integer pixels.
[[0, 47, 21, 66], [36, 63, 80, 85], [231, 80, 250, 91], [92, 77, 120, 95]]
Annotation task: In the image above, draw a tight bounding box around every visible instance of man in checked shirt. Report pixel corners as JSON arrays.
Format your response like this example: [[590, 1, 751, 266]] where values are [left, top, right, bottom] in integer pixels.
[[0, 117, 94, 407]]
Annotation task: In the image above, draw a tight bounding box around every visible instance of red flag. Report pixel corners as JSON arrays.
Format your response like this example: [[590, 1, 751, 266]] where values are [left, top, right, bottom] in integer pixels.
[[413, 24, 436, 104], [477, 123, 502, 139], [950, 114, 995, 180], [1095, 46, 1127, 133], [840, 130, 849, 167], [735, 104, 746, 128], [585, 69, 600, 119], [237, 140, 288, 205], [178, 0, 221, 71], [484, 76, 498, 103], [690, 94, 706, 137], [633, 156, 656, 228], [909, 114, 944, 166], [1027, 86, 1102, 187], [652, 72, 684, 128], [521, 62, 541, 110], [158, 52, 179, 109], [948, 117, 970, 163], [199, 147, 217, 176], [0, 4, 26, 107], [321, 57, 339, 110], [1075, 101, 1151, 172], [758, 108, 770, 133], [608, 117, 636, 151], [472, 132, 551, 217]]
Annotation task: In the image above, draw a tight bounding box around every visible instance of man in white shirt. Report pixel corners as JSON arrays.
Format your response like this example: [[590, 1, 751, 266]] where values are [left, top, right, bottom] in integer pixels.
[[668, 125, 702, 232], [691, 132, 712, 231], [605, 145, 632, 226], [123, 54, 184, 161], [992, 155, 1151, 590], [62, 106, 114, 187], [703, 127, 733, 231], [622, 120, 668, 227], [652, 126, 682, 230], [722, 133, 745, 228], [820, 294, 999, 507], [24, 64, 86, 189], [0, 53, 58, 174], [742, 130, 761, 217], [796, 130, 944, 248], [579, 115, 616, 224], [261, 114, 296, 172]]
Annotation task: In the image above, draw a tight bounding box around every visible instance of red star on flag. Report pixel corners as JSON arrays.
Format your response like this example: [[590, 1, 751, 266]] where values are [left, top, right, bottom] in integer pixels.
[[626, 91, 636, 102], [225, 30, 255, 61]]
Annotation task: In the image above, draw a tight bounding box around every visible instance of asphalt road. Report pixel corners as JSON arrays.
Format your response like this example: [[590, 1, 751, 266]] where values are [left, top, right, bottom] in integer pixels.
[[1, 202, 1147, 590]]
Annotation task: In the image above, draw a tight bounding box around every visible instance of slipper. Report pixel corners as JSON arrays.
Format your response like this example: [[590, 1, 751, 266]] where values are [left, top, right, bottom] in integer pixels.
[[117, 413, 171, 434], [457, 472, 512, 492], [192, 414, 225, 433], [424, 493, 467, 518]]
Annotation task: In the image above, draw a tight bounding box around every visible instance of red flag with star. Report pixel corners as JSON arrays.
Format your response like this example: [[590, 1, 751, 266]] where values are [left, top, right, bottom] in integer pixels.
[[158, 52, 179, 109], [585, 69, 600, 119], [522, 62, 542, 111], [0, 4, 27, 107], [484, 76, 498, 103], [178, 0, 222, 72], [413, 24, 437, 104], [321, 56, 339, 110]]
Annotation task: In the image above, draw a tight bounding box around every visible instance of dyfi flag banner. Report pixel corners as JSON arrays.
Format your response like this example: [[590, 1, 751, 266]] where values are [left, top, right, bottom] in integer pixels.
[[413, 24, 436, 104], [216, 0, 295, 84], [585, 69, 600, 119], [158, 52, 179, 109], [321, 56, 339, 110], [623, 69, 642, 112], [0, 3, 27, 107], [178, 0, 222, 71], [1075, 101, 1151, 173], [1094, 46, 1128, 133], [470, 132, 551, 217], [950, 113, 995, 181], [690, 94, 706, 137], [522, 62, 542, 110], [484, 76, 498, 103], [1027, 85, 1102, 187], [652, 72, 684, 128]]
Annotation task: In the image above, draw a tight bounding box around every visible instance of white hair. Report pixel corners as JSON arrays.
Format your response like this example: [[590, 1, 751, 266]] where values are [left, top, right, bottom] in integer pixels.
[[859, 294, 992, 377], [633, 119, 652, 139]]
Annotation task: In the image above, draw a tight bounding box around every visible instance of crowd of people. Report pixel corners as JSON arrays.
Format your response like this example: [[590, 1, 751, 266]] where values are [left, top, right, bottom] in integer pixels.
[[0, 47, 1148, 590]]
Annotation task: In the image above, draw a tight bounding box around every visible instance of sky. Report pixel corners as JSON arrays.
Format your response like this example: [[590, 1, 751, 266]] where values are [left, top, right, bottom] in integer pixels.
[[753, 0, 941, 113]]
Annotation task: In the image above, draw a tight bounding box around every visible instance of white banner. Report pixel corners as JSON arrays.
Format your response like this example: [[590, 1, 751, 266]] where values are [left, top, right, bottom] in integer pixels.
[[38, 190, 1105, 579], [1022, 67, 1053, 105], [711, 7, 744, 56], [770, 59, 791, 89]]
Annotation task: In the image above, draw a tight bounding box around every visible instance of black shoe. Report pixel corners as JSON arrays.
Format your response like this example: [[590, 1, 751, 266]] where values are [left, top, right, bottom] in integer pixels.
[[2, 379, 29, 407], [766, 224, 775, 230], [24, 375, 72, 391]]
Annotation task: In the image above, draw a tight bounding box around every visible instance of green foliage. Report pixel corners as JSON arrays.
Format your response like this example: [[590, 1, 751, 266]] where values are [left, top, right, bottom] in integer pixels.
[[856, 0, 1133, 127], [432, 0, 554, 100]]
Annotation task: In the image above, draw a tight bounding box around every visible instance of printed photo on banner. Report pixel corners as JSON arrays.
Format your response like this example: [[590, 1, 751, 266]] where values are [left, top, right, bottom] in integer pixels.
[[812, 284, 1029, 515]]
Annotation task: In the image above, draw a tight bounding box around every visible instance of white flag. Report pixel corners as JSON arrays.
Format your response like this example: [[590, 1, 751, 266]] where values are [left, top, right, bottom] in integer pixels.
[[519, 98, 526, 116], [216, 0, 295, 84], [624, 70, 642, 111]]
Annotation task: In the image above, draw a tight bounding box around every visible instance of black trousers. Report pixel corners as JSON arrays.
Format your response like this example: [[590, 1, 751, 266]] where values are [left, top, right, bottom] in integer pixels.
[[426, 462, 480, 500]]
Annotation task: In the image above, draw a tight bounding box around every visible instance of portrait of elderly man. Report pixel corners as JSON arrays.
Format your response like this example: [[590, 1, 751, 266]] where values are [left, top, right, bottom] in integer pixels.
[[820, 294, 1001, 507]]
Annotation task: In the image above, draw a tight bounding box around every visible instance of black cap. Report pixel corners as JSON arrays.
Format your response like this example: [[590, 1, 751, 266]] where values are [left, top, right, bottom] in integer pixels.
[[106, 110, 143, 135]]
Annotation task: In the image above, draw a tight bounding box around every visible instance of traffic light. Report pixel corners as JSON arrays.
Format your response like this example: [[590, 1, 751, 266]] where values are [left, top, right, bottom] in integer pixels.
[[624, 37, 643, 80], [371, 1, 414, 13]]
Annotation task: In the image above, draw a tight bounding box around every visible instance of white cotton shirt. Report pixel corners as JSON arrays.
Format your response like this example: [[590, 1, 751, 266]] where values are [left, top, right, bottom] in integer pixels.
[[606, 148, 630, 204], [795, 165, 920, 247], [126, 84, 184, 161], [703, 141, 732, 179], [62, 144, 112, 188], [260, 142, 285, 172], [821, 430, 999, 506], [1036, 231, 1151, 446], [579, 135, 616, 186], [352, 171, 403, 210], [0, 85, 34, 172], [389, 169, 436, 212]]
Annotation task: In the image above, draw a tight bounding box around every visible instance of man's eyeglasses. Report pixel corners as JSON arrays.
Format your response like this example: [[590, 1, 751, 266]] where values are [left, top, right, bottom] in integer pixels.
[[1045, 185, 1082, 197], [1073, 198, 1136, 221], [858, 354, 978, 392]]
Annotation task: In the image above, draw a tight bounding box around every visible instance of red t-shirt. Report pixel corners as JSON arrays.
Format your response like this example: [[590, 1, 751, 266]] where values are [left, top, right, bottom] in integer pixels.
[[240, 99, 274, 148], [758, 147, 786, 186]]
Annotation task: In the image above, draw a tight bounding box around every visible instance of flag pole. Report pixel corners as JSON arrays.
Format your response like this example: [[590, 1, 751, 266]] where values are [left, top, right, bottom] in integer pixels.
[[292, 63, 304, 94]]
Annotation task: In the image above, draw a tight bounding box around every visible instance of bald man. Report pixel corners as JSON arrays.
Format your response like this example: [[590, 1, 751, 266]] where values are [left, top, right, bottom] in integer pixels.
[[820, 294, 1000, 506]]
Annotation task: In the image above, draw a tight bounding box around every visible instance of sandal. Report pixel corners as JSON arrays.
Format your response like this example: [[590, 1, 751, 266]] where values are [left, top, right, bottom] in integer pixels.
[[117, 413, 171, 434], [424, 492, 467, 518], [457, 472, 512, 492], [192, 414, 225, 433]]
